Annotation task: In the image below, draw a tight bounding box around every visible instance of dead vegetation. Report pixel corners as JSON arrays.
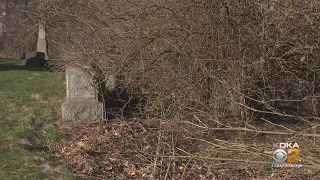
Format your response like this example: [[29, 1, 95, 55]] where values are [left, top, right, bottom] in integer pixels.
[[53, 119, 320, 179], [2, 0, 320, 179]]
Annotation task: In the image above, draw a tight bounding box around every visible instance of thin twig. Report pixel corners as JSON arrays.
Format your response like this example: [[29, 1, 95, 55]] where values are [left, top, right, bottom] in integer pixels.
[[181, 121, 320, 137], [260, 118, 296, 133], [141, 153, 320, 170]]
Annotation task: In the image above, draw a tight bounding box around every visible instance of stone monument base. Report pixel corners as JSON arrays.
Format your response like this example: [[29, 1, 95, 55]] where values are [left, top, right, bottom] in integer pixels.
[[21, 52, 47, 67], [61, 100, 104, 123]]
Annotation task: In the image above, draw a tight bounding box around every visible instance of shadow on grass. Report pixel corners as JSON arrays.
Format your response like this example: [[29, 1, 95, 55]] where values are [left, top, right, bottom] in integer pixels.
[[0, 60, 62, 72], [0, 63, 45, 71]]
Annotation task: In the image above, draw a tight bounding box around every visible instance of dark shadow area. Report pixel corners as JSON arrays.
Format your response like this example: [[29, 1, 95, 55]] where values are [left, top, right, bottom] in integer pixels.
[[245, 93, 305, 125], [0, 62, 64, 72], [21, 52, 47, 67], [103, 88, 145, 120], [0, 62, 44, 71], [0, 54, 64, 72], [97, 74, 146, 120]]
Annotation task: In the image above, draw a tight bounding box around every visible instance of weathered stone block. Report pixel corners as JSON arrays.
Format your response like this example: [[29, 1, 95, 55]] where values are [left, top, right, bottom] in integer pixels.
[[61, 66, 104, 123], [66, 67, 97, 101], [61, 100, 103, 123]]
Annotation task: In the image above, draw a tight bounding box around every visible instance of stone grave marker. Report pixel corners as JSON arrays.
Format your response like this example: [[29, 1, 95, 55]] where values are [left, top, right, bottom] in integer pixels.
[[37, 24, 46, 54], [62, 66, 104, 122], [21, 24, 47, 67]]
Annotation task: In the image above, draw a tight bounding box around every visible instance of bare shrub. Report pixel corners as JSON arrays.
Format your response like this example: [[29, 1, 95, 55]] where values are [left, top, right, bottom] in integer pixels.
[[4, 0, 320, 123], [43, 0, 246, 120]]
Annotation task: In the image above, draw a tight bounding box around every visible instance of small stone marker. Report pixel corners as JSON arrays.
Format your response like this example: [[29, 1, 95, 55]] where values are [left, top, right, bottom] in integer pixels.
[[61, 66, 104, 122]]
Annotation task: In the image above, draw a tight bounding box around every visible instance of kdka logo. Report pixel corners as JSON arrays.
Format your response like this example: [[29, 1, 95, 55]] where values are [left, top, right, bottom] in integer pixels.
[[271, 142, 302, 168]]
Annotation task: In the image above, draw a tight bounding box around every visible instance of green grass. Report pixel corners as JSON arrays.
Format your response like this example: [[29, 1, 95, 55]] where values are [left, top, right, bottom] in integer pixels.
[[0, 58, 73, 179]]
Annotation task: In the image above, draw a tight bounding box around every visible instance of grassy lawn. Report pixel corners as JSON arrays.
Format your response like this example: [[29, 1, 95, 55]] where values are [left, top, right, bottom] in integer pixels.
[[0, 58, 72, 179]]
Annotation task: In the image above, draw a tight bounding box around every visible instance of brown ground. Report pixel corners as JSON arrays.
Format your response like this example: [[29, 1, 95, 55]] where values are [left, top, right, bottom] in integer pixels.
[[53, 118, 320, 179]]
